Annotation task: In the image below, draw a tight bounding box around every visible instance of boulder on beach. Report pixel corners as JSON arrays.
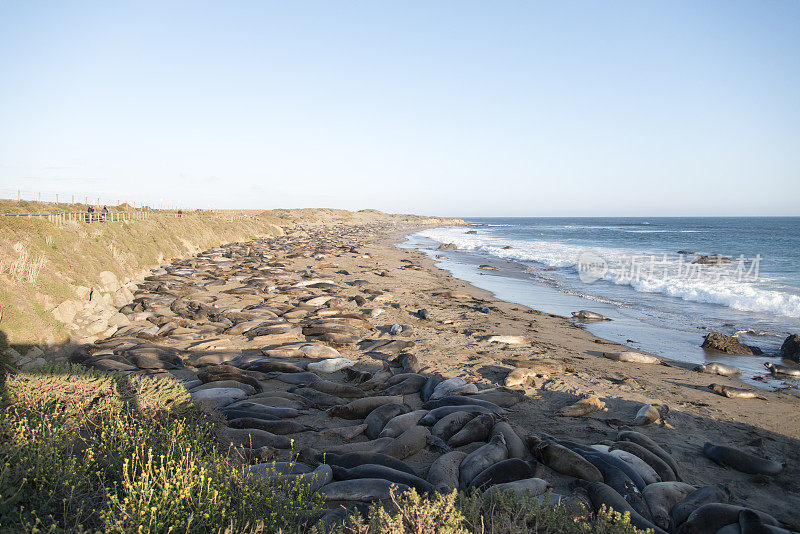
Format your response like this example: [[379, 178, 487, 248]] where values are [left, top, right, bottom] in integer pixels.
[[438, 243, 458, 251], [781, 334, 800, 362], [701, 332, 762, 355]]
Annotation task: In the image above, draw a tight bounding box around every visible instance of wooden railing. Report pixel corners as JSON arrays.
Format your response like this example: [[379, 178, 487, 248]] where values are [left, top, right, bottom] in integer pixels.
[[2, 211, 255, 224]]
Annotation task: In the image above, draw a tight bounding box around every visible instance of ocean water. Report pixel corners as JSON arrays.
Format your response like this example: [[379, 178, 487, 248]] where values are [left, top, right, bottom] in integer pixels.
[[404, 217, 800, 389]]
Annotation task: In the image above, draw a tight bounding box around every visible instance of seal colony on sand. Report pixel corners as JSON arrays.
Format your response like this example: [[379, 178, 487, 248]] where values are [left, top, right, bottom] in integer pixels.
[[69, 219, 800, 532]]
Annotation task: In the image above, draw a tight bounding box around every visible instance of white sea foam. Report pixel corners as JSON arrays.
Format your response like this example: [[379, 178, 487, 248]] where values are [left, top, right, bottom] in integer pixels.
[[418, 226, 800, 319]]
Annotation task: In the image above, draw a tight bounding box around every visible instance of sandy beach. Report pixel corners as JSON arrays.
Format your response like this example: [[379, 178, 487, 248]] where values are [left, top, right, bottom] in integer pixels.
[[78, 219, 800, 529]]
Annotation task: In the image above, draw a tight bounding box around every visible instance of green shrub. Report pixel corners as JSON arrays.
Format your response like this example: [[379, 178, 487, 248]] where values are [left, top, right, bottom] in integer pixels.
[[0, 364, 322, 533]]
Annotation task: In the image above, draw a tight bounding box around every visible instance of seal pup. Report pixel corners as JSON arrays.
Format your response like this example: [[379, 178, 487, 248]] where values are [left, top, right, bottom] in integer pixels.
[[572, 310, 611, 321], [556, 395, 605, 417], [708, 383, 766, 400], [603, 351, 661, 364], [693, 362, 741, 376], [633, 403, 669, 426], [702, 442, 784, 475], [765, 362, 800, 377]]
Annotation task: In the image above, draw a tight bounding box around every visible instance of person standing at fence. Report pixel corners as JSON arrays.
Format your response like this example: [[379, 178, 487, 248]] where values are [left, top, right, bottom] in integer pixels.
[[177, 209, 183, 218], [86, 205, 95, 223], [101, 206, 109, 222]]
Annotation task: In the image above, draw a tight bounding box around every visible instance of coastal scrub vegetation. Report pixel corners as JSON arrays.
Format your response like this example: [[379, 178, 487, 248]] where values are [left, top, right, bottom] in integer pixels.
[[0, 364, 644, 533]]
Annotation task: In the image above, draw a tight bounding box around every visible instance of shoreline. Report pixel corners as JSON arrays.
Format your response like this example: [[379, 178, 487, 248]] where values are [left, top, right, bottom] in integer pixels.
[[57, 219, 800, 527], [402, 226, 799, 391]]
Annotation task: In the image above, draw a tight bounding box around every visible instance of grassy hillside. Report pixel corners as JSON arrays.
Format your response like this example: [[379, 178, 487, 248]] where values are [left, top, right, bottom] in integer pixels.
[[0, 200, 463, 350]]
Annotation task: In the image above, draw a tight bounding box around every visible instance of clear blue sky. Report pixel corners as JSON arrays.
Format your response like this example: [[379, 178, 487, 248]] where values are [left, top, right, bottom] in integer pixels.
[[1, 1, 798, 216]]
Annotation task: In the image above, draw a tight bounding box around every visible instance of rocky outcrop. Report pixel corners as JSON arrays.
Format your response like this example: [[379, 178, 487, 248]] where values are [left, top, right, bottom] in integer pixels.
[[781, 334, 800, 362], [437, 243, 458, 251], [701, 332, 763, 355], [51, 271, 141, 347]]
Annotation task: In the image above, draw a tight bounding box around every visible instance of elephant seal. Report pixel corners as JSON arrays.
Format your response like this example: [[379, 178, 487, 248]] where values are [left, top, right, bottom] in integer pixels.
[[301, 450, 417, 476], [702, 443, 784, 475], [482, 477, 551, 500], [359, 370, 392, 391], [431, 411, 476, 441], [448, 414, 496, 447], [633, 403, 669, 426], [223, 427, 292, 449], [330, 464, 434, 493], [290, 387, 346, 408], [458, 434, 508, 489], [419, 405, 495, 426], [467, 388, 526, 408], [421, 376, 442, 401], [572, 310, 611, 321], [427, 451, 468, 492], [316, 423, 369, 441], [670, 484, 732, 528], [343, 368, 372, 383], [603, 351, 661, 364], [380, 425, 445, 459], [327, 395, 404, 420], [270, 371, 321, 385], [422, 395, 508, 414], [319, 478, 409, 502], [617, 429, 683, 481], [491, 421, 531, 460], [608, 448, 662, 485], [643, 481, 696, 530], [675, 504, 779, 534], [246, 359, 307, 373], [227, 418, 317, 435], [531, 438, 603, 482], [363, 403, 411, 439], [430, 377, 479, 400], [310, 379, 368, 398], [709, 383, 766, 400], [379, 410, 428, 438], [323, 438, 394, 455], [765, 362, 800, 377], [485, 335, 528, 344], [556, 395, 605, 417], [381, 374, 427, 395], [609, 441, 676, 482], [221, 409, 280, 423], [467, 458, 538, 491], [307, 357, 355, 374], [582, 481, 668, 534], [738, 509, 792, 534], [226, 402, 309, 419], [572, 449, 650, 519], [693, 362, 741, 376]]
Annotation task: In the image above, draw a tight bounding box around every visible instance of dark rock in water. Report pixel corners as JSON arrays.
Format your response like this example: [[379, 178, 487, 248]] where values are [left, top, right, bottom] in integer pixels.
[[466, 230, 478, 234], [692, 254, 731, 265], [701, 332, 762, 355], [677, 250, 695, 255], [502, 246, 514, 250], [781, 334, 800, 362], [438, 243, 458, 251], [479, 265, 499, 271]]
